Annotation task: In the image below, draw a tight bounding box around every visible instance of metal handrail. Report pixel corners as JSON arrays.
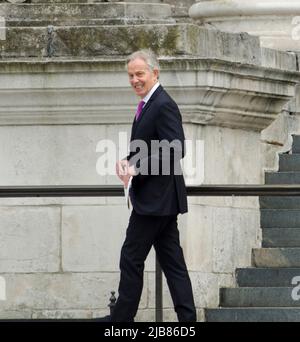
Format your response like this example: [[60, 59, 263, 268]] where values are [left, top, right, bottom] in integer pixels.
[[1, 184, 300, 197], [1, 184, 300, 322]]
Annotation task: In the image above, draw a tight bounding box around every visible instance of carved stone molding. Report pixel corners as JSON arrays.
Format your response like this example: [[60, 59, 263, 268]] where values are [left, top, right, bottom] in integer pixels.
[[0, 58, 298, 131]]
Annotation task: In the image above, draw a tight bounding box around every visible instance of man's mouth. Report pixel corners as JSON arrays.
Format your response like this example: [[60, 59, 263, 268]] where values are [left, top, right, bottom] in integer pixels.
[[134, 85, 144, 91]]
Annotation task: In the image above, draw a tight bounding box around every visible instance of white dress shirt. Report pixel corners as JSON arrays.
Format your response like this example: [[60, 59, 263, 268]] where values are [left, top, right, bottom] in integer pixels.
[[142, 81, 160, 107]]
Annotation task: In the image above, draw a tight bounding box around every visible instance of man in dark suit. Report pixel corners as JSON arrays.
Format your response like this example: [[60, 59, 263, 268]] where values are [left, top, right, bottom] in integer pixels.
[[103, 49, 196, 322]]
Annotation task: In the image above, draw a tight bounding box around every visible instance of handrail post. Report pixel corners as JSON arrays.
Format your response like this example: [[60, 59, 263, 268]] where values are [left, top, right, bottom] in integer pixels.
[[155, 255, 163, 322]]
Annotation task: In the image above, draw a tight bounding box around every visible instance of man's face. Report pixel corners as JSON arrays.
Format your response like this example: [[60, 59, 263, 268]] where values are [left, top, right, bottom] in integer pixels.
[[127, 58, 159, 98]]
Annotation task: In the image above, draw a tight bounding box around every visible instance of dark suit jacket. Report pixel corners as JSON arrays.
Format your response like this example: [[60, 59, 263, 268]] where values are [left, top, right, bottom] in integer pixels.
[[127, 85, 188, 216]]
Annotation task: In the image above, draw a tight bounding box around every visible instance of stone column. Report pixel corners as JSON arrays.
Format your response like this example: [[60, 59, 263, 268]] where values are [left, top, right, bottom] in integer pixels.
[[189, 0, 300, 51]]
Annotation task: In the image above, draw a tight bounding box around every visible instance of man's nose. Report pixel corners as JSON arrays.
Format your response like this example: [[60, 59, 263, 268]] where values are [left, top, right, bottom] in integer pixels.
[[131, 76, 139, 84]]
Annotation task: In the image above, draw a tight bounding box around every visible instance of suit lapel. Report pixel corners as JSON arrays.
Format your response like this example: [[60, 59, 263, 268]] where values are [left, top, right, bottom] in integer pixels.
[[131, 85, 163, 139]]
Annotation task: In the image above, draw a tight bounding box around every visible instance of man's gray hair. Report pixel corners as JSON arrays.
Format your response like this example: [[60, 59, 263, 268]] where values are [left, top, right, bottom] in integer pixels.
[[126, 49, 160, 71]]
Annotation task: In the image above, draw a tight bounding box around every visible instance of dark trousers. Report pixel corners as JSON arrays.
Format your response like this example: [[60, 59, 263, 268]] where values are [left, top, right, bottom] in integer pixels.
[[111, 210, 197, 322]]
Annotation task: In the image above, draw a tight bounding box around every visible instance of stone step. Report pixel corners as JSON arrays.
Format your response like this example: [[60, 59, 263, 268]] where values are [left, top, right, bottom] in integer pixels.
[[205, 308, 300, 322], [0, 23, 261, 59], [259, 196, 300, 209], [0, 3, 173, 26], [220, 287, 300, 307], [30, 0, 162, 3], [4, 18, 173, 27], [279, 154, 300, 171], [236, 268, 300, 287], [0, 24, 192, 58], [262, 228, 300, 247], [261, 209, 300, 228], [253, 248, 300, 267], [265, 171, 300, 184], [292, 135, 300, 154]]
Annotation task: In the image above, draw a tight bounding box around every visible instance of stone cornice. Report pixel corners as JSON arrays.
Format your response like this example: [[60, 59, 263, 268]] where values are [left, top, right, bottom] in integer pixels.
[[0, 56, 298, 77], [0, 58, 298, 131]]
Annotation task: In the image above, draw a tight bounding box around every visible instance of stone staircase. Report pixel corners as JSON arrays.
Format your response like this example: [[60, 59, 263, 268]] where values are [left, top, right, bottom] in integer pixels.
[[0, 0, 180, 58], [0, 1, 173, 27], [206, 135, 300, 322], [0, 0, 201, 60], [0, 0, 264, 61]]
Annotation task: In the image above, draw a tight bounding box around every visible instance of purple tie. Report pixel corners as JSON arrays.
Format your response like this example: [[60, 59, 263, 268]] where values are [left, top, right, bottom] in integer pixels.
[[135, 100, 145, 121]]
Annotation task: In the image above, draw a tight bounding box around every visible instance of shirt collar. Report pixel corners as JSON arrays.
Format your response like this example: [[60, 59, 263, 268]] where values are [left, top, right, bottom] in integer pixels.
[[142, 82, 160, 105]]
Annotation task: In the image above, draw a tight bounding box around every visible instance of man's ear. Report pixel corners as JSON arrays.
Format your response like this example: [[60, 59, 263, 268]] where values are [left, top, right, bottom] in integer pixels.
[[153, 68, 159, 80]]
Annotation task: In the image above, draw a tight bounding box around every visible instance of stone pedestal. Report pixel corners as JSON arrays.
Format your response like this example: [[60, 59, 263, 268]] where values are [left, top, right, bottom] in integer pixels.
[[189, 0, 300, 52], [189, 0, 300, 172]]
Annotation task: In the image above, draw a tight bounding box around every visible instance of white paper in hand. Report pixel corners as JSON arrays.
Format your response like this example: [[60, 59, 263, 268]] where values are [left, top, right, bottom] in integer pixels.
[[124, 176, 133, 210]]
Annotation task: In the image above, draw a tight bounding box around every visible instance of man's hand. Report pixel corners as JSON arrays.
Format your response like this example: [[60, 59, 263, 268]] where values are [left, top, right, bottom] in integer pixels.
[[116, 160, 136, 188]]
